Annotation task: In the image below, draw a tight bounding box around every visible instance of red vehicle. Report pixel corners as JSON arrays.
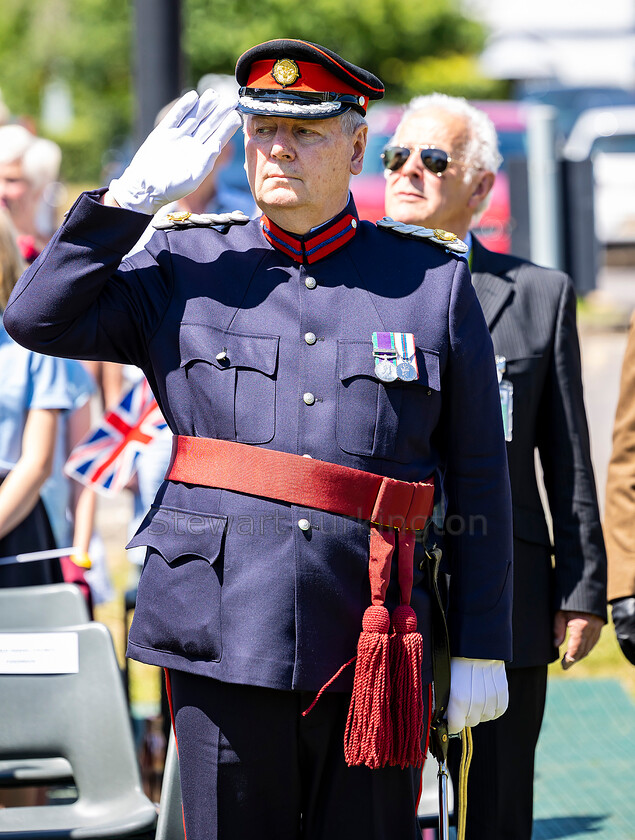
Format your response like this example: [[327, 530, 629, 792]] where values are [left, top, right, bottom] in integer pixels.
[[351, 100, 528, 254]]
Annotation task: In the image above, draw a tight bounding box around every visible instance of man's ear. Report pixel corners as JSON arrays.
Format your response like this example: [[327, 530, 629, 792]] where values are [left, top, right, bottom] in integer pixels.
[[350, 124, 368, 176], [468, 170, 495, 210]]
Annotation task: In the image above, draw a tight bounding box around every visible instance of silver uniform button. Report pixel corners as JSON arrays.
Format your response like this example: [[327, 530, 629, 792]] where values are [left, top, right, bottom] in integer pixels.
[[304, 332, 317, 345], [305, 276, 317, 289], [303, 392, 315, 405], [298, 518, 311, 531]]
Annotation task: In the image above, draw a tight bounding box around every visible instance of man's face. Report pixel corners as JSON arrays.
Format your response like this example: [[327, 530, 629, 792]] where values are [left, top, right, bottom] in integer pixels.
[[384, 108, 487, 239], [0, 158, 38, 235], [244, 114, 367, 234]]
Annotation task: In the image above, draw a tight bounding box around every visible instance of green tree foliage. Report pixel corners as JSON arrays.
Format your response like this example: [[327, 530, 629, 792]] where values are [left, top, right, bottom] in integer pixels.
[[0, 0, 132, 182], [0, 0, 500, 183], [186, 0, 497, 100]]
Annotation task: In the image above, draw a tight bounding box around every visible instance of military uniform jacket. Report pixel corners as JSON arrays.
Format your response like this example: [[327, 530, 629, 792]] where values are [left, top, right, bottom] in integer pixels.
[[471, 237, 606, 668], [5, 193, 513, 692]]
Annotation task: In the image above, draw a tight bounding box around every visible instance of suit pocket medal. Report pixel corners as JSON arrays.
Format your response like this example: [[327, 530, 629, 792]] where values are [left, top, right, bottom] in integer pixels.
[[496, 355, 513, 442]]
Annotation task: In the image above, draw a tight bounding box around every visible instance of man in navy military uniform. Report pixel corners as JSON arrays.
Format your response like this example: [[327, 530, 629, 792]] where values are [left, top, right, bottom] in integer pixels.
[[6, 40, 513, 840]]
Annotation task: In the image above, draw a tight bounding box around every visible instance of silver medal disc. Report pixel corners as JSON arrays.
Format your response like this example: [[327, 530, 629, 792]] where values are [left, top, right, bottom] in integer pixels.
[[397, 361, 418, 381], [375, 358, 398, 382]]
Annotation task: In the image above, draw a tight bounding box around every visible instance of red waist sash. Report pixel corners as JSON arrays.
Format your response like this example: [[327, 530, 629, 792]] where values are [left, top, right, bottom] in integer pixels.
[[166, 435, 434, 533], [165, 434, 435, 769]]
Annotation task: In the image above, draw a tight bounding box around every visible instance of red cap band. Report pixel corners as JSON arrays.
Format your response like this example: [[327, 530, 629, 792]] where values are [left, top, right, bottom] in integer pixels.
[[245, 59, 362, 98]]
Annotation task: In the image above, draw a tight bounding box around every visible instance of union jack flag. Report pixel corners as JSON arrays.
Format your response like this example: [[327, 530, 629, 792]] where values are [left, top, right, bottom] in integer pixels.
[[64, 378, 168, 496]]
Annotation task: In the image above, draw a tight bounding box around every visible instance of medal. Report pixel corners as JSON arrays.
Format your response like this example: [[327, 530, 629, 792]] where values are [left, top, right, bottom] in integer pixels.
[[495, 355, 506, 384], [395, 333, 419, 382], [375, 358, 399, 382], [495, 356, 513, 441], [372, 332, 398, 382], [396, 361, 418, 381]]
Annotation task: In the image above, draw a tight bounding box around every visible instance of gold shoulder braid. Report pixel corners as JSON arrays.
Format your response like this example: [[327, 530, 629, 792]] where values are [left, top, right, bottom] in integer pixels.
[[376, 217, 468, 255], [153, 209, 251, 231]]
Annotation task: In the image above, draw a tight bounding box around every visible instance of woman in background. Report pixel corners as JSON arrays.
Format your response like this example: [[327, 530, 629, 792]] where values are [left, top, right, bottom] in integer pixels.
[[0, 209, 74, 586]]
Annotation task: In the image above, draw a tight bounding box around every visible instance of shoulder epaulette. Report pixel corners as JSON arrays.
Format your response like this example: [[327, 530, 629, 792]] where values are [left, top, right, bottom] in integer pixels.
[[376, 217, 468, 255], [153, 209, 251, 231]]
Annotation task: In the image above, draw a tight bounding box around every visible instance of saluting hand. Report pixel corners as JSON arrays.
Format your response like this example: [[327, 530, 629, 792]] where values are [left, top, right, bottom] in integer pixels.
[[108, 89, 242, 215], [554, 610, 604, 670]]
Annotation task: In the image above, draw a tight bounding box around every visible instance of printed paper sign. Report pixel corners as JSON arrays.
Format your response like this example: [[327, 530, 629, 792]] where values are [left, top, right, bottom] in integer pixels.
[[0, 632, 79, 674]]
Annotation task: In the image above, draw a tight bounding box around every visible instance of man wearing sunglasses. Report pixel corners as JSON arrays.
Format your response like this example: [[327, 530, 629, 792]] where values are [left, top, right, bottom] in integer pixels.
[[385, 93, 607, 840]]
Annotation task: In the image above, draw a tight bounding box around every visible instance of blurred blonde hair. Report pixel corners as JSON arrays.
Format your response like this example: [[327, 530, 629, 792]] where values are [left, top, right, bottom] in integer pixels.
[[0, 210, 26, 311]]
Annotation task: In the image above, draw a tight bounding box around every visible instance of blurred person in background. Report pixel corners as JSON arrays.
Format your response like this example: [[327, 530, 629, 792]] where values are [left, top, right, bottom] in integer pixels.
[[80, 358, 124, 413], [0, 124, 62, 263], [384, 93, 607, 840], [0, 207, 105, 602], [40, 355, 116, 612], [0, 126, 111, 606], [0, 124, 123, 412], [0, 208, 72, 586], [605, 312, 635, 667]]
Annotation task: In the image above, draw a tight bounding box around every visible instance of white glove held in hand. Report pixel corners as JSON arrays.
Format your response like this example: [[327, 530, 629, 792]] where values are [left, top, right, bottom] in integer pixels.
[[447, 657, 509, 734], [109, 89, 242, 215]]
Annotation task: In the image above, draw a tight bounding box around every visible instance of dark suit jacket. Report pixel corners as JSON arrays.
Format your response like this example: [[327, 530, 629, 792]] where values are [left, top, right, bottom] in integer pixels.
[[471, 237, 606, 668], [2, 193, 513, 692]]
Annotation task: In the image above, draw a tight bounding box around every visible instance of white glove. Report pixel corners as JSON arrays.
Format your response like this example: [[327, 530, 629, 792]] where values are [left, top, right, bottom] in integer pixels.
[[447, 657, 509, 734], [109, 89, 242, 215]]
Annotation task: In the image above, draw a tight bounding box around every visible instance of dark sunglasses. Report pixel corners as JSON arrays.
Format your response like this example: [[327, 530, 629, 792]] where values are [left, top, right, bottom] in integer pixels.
[[381, 144, 461, 177]]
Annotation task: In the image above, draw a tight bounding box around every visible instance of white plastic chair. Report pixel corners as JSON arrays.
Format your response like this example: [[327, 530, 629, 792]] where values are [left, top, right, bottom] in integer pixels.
[[155, 728, 185, 840], [0, 583, 90, 788], [0, 622, 157, 838]]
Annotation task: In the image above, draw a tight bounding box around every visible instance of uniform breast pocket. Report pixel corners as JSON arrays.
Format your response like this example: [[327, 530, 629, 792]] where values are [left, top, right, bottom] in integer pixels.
[[126, 505, 228, 661], [335, 340, 441, 463], [179, 323, 279, 444]]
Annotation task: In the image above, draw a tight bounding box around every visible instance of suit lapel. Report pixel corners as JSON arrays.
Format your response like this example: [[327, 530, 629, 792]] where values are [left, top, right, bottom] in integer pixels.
[[470, 238, 515, 329]]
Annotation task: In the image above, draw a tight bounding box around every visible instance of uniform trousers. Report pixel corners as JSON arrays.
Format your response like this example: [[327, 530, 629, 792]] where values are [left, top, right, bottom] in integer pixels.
[[167, 669, 425, 840], [448, 665, 548, 840]]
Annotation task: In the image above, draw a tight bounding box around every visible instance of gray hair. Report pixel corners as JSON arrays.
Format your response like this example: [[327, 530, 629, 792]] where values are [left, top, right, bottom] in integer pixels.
[[395, 93, 503, 177], [340, 108, 367, 135], [0, 125, 61, 190]]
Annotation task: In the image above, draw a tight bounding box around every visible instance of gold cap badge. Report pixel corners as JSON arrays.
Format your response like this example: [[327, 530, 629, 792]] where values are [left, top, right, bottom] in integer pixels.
[[272, 58, 300, 87]]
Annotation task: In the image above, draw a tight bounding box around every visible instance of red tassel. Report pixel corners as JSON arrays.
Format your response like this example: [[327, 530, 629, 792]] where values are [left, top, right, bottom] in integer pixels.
[[344, 604, 393, 769], [389, 604, 424, 768]]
